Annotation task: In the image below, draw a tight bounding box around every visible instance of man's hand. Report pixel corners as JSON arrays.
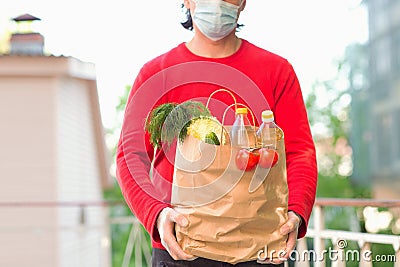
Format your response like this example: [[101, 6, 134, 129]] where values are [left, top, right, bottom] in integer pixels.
[[258, 211, 302, 264], [156, 207, 196, 261]]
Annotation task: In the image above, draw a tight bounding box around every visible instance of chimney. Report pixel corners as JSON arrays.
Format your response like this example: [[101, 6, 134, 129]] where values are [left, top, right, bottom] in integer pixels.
[[10, 14, 44, 55]]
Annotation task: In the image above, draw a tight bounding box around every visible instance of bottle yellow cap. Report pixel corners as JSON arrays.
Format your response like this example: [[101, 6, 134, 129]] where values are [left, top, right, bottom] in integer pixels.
[[261, 110, 274, 121], [235, 107, 248, 114]]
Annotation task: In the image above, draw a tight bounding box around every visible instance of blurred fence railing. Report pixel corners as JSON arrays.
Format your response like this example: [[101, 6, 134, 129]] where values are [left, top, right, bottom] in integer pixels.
[[109, 215, 151, 267], [1, 199, 399, 267], [296, 198, 400, 267]]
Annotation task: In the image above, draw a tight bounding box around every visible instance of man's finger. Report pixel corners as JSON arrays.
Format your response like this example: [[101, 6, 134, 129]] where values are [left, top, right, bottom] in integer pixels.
[[168, 209, 188, 227], [157, 207, 194, 260], [278, 231, 297, 261], [280, 221, 296, 235], [164, 234, 195, 260], [280, 212, 301, 235], [285, 231, 297, 252]]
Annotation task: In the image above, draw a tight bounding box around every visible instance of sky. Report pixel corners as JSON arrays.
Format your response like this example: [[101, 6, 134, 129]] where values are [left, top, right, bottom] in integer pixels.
[[0, 0, 368, 129]]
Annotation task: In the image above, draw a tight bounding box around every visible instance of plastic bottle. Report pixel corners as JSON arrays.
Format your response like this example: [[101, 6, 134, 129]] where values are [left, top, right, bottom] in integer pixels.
[[230, 107, 252, 147], [256, 110, 283, 149]]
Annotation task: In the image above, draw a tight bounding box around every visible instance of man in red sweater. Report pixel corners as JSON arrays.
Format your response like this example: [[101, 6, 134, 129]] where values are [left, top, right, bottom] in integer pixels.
[[116, 0, 317, 266]]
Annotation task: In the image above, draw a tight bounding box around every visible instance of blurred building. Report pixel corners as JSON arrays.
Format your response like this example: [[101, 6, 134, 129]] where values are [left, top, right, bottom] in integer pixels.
[[351, 1, 400, 199], [0, 14, 111, 267]]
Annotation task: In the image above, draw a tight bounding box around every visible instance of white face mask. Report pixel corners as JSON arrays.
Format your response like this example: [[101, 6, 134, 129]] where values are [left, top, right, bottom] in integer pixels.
[[192, 0, 242, 41]]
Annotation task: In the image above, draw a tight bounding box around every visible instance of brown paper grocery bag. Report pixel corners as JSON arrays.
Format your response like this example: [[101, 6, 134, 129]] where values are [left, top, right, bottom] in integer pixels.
[[171, 130, 288, 264]]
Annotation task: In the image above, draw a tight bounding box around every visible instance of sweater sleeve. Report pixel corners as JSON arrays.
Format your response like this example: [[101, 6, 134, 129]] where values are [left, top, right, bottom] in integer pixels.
[[273, 61, 318, 239], [116, 67, 170, 244]]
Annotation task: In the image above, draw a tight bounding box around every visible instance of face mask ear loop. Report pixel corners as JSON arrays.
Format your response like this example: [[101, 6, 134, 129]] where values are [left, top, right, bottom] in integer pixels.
[[222, 0, 243, 11], [238, 0, 244, 9]]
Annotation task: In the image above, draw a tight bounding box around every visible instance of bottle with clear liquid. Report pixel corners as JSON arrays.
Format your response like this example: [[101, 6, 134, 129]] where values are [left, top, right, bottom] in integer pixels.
[[256, 110, 283, 149], [230, 108, 254, 147]]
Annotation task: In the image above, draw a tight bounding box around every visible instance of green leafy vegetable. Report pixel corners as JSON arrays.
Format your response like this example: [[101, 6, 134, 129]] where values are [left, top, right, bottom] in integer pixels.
[[145, 101, 212, 148], [145, 103, 177, 148], [205, 132, 220, 145]]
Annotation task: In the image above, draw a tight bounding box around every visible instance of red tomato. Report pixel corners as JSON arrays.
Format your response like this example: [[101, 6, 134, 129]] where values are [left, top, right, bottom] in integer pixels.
[[258, 148, 279, 168], [235, 149, 260, 171]]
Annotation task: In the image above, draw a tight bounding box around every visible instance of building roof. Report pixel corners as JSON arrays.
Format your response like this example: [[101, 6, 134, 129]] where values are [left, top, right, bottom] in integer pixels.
[[12, 13, 41, 22]]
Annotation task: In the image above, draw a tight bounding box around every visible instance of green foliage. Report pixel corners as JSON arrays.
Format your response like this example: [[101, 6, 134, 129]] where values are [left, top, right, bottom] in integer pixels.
[[305, 47, 369, 197], [316, 175, 354, 198], [104, 84, 152, 266], [103, 182, 133, 266], [108, 223, 152, 267], [116, 85, 131, 113], [104, 181, 152, 266], [304, 48, 374, 238], [301, 43, 397, 266]]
